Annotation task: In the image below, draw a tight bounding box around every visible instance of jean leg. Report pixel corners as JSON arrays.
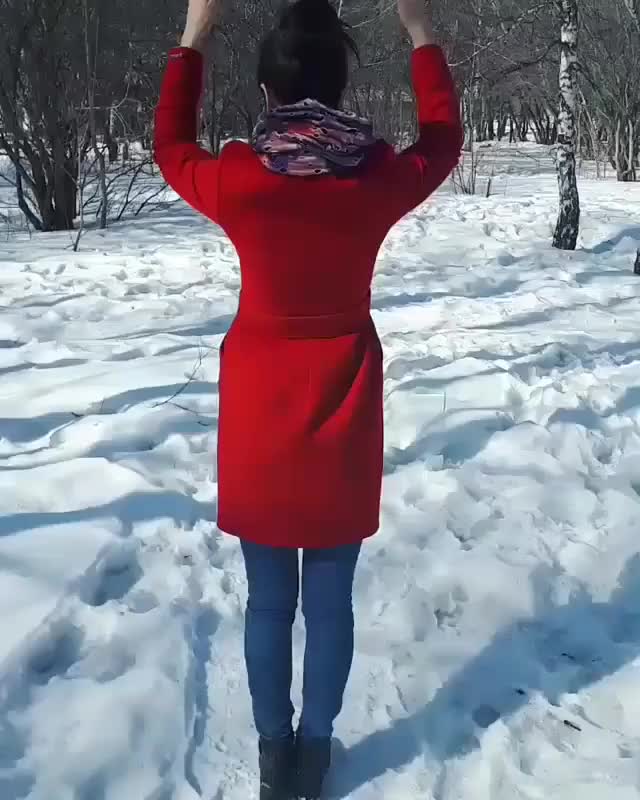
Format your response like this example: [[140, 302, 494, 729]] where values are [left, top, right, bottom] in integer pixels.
[[241, 540, 299, 739], [299, 543, 361, 739]]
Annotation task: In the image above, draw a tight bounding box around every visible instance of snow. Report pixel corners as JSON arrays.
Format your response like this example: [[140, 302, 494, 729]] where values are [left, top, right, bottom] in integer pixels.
[[1, 147, 640, 799]]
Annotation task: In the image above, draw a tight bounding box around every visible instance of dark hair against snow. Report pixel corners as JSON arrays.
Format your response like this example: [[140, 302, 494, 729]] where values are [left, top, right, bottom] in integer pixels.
[[257, 0, 359, 108]]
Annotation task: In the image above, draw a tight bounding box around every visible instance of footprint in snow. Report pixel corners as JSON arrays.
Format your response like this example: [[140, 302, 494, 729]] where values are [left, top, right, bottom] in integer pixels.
[[126, 590, 160, 615], [109, 347, 146, 362], [472, 704, 501, 729], [205, 535, 228, 571], [28, 624, 83, 685], [79, 546, 143, 608], [220, 571, 237, 596], [125, 283, 152, 296], [434, 585, 469, 630]]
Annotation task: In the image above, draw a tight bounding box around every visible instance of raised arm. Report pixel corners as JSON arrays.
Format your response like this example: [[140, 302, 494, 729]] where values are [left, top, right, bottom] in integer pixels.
[[154, 0, 223, 221], [381, 0, 463, 221]]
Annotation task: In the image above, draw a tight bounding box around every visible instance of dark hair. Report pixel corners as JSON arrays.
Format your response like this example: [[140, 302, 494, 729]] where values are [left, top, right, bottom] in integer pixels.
[[258, 0, 359, 108]]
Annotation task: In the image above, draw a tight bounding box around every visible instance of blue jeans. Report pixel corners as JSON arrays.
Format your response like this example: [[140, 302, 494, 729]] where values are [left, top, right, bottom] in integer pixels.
[[240, 540, 361, 740]]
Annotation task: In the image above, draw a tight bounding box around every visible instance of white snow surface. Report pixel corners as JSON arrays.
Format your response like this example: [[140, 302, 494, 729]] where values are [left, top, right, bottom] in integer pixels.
[[1, 151, 640, 799]]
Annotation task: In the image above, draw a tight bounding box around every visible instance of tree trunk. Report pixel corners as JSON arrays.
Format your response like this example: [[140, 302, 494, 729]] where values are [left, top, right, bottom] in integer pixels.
[[612, 117, 638, 181], [16, 169, 43, 231], [104, 109, 118, 163], [497, 111, 507, 141], [553, 0, 581, 251], [635, 250, 640, 276], [41, 128, 77, 231], [84, 0, 108, 229]]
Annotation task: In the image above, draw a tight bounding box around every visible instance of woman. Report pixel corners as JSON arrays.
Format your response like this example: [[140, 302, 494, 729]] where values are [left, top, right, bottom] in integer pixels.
[[155, 0, 461, 797]]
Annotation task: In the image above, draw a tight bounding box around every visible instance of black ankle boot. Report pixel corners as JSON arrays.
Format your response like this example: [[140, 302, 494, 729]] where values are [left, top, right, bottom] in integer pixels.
[[259, 735, 295, 800], [295, 736, 331, 799]]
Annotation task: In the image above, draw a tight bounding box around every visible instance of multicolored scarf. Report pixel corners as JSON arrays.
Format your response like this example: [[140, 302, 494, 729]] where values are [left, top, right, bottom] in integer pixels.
[[252, 99, 377, 177]]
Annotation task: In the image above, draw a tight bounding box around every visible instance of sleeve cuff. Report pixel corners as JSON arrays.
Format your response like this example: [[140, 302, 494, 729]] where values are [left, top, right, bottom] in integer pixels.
[[168, 46, 204, 65], [163, 47, 204, 105], [411, 44, 448, 72]]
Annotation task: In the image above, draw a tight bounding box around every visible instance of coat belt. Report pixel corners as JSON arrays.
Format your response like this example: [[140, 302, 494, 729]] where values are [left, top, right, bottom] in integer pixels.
[[234, 293, 372, 339]]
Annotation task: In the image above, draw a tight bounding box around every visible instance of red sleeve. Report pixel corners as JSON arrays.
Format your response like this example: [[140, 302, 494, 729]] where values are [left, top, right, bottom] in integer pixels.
[[381, 45, 463, 222], [154, 47, 222, 222]]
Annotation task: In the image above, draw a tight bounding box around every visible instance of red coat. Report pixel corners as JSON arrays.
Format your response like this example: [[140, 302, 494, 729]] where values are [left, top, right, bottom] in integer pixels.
[[155, 45, 462, 549]]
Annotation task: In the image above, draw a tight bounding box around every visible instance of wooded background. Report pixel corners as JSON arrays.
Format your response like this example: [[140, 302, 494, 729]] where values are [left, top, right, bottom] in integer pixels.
[[0, 0, 638, 234]]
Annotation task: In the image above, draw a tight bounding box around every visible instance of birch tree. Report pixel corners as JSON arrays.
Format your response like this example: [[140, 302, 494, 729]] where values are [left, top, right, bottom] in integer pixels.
[[553, 0, 580, 250]]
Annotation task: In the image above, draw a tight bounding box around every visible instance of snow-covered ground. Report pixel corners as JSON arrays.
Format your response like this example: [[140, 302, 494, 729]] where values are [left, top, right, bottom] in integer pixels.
[[1, 148, 640, 800]]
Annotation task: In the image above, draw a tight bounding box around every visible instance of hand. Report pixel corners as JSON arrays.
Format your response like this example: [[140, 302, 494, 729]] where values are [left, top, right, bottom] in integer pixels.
[[180, 0, 220, 53], [397, 0, 435, 48]]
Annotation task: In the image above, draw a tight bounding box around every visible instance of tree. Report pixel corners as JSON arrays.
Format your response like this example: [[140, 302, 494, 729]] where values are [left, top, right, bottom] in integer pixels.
[[553, 0, 580, 250], [0, 0, 182, 231], [0, 0, 85, 231], [580, 0, 640, 182]]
